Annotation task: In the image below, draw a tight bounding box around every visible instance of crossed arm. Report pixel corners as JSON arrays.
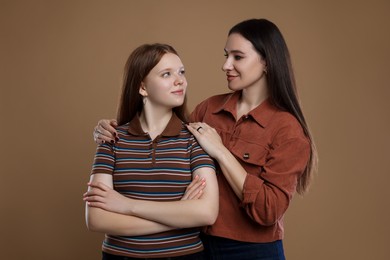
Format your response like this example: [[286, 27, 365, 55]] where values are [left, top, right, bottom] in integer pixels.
[[84, 168, 218, 236]]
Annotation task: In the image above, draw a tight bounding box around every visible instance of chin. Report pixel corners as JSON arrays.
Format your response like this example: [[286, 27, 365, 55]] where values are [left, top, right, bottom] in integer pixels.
[[227, 83, 244, 92], [170, 100, 185, 108]]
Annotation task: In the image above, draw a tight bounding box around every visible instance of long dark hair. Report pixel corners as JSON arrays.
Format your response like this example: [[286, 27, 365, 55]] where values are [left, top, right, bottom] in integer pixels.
[[229, 19, 318, 194], [117, 43, 188, 125]]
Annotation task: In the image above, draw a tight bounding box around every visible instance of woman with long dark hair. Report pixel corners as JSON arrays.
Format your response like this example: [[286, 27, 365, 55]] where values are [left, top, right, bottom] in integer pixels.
[[93, 19, 318, 259]]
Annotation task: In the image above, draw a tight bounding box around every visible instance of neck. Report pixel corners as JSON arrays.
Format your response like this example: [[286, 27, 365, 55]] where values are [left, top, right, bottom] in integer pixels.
[[139, 105, 173, 138], [237, 82, 269, 117]]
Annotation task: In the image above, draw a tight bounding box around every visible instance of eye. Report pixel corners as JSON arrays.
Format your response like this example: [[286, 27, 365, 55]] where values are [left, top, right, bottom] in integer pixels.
[[234, 55, 243, 61], [179, 69, 186, 75], [223, 53, 228, 58], [162, 72, 171, 78]]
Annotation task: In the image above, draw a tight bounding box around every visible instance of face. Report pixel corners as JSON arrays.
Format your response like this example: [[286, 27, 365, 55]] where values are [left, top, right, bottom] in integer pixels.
[[140, 53, 187, 109], [222, 33, 267, 91]]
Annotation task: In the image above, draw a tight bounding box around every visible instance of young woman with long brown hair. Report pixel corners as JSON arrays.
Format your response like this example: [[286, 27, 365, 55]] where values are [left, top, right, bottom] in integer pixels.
[[84, 43, 218, 260]]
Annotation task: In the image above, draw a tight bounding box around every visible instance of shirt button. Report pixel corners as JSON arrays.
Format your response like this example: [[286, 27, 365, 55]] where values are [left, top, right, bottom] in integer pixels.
[[243, 153, 250, 159]]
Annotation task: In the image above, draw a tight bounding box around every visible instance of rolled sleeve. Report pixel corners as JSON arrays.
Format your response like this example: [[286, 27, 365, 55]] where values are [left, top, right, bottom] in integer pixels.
[[240, 136, 310, 226]]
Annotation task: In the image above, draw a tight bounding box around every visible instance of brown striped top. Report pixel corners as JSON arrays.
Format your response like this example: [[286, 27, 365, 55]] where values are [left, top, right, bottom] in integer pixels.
[[91, 113, 215, 258]]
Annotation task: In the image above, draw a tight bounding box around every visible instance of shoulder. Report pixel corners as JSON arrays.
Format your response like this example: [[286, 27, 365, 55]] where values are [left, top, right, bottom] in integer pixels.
[[269, 110, 309, 145], [114, 123, 130, 137], [116, 123, 130, 131], [178, 122, 191, 136], [273, 110, 301, 129], [178, 122, 205, 146]]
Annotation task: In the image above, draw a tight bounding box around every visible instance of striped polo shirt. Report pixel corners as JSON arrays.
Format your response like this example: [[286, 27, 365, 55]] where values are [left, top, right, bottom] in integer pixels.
[[91, 113, 215, 258]]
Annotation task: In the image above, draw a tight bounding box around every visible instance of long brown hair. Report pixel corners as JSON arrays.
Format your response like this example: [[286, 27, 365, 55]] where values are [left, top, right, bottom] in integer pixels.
[[229, 19, 318, 195], [117, 43, 189, 125]]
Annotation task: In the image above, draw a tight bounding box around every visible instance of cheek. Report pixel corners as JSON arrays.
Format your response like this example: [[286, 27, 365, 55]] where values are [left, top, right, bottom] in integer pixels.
[[246, 62, 263, 78]]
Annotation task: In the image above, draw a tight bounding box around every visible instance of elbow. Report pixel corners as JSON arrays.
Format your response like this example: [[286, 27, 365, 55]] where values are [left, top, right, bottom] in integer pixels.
[[86, 222, 99, 233], [85, 207, 105, 233], [200, 207, 219, 226], [85, 215, 100, 232], [205, 214, 218, 226]]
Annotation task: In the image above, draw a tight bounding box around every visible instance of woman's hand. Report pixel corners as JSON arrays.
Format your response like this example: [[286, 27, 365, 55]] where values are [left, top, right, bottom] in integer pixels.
[[186, 122, 226, 160], [93, 119, 118, 144], [83, 182, 132, 215], [181, 175, 206, 200]]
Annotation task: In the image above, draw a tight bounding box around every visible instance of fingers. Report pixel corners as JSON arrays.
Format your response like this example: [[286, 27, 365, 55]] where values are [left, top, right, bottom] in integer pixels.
[[87, 181, 110, 191], [187, 122, 218, 136], [186, 123, 203, 138], [109, 119, 118, 127], [94, 119, 118, 144], [85, 201, 106, 209], [186, 175, 200, 190], [93, 126, 113, 144], [187, 122, 208, 133], [100, 119, 118, 136], [83, 182, 111, 204], [181, 176, 206, 200], [83, 190, 105, 203]]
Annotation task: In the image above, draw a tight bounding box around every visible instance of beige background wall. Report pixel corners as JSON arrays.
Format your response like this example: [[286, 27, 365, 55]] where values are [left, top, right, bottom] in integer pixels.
[[1, 0, 389, 259]]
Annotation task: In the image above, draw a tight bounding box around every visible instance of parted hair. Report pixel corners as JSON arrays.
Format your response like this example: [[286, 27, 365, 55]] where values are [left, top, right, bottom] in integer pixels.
[[117, 43, 188, 125], [229, 19, 318, 194]]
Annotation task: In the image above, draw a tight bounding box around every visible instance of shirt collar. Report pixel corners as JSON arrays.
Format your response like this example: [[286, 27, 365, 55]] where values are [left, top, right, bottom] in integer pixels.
[[212, 91, 278, 128], [127, 113, 183, 136]]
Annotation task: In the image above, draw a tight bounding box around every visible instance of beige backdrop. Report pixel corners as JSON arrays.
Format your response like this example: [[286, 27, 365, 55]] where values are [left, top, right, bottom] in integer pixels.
[[1, 0, 389, 259]]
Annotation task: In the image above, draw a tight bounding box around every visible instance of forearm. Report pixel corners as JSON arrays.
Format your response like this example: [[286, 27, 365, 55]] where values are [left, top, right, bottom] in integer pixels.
[[216, 149, 290, 225], [86, 206, 174, 236], [241, 174, 290, 226], [128, 169, 219, 228], [85, 170, 218, 230], [129, 198, 218, 228], [214, 146, 247, 200]]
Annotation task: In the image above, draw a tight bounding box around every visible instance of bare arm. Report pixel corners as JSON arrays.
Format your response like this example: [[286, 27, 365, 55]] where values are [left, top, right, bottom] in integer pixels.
[[187, 122, 246, 199], [85, 167, 219, 228], [128, 167, 218, 228], [85, 173, 175, 236]]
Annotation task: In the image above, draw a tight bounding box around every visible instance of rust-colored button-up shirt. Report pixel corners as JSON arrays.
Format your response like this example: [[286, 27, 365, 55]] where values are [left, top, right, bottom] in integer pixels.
[[190, 91, 310, 243]]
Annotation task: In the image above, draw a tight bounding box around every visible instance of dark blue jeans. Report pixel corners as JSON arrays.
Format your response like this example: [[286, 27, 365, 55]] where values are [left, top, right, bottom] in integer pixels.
[[201, 234, 286, 260], [102, 251, 204, 260]]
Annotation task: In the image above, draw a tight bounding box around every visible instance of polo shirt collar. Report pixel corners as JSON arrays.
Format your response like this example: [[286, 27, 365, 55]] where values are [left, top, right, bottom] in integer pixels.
[[127, 112, 183, 137], [212, 90, 277, 128]]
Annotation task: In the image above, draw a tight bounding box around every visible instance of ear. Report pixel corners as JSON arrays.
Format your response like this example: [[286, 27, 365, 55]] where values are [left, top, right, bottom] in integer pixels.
[[139, 82, 148, 97], [261, 60, 267, 74]]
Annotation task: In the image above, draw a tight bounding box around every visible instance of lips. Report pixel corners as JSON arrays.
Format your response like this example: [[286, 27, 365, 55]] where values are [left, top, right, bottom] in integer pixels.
[[172, 89, 184, 95], [226, 74, 238, 81]]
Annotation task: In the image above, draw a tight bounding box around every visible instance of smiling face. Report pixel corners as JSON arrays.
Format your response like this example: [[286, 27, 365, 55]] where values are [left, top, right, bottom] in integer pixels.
[[222, 33, 267, 92], [140, 53, 187, 109]]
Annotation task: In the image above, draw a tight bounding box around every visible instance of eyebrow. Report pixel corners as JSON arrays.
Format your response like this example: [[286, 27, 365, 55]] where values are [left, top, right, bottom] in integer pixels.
[[157, 66, 185, 74], [224, 49, 245, 54]]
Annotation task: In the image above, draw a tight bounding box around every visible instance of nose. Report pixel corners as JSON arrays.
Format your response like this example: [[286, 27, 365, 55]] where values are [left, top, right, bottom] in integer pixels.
[[222, 58, 232, 72], [175, 75, 184, 85]]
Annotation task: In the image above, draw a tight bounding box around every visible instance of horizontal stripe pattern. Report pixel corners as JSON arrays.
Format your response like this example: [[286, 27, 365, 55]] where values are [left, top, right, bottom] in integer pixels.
[[91, 121, 215, 258]]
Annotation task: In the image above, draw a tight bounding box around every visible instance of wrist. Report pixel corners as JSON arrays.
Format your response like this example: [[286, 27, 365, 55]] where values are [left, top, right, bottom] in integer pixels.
[[214, 146, 230, 163], [123, 197, 136, 216]]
